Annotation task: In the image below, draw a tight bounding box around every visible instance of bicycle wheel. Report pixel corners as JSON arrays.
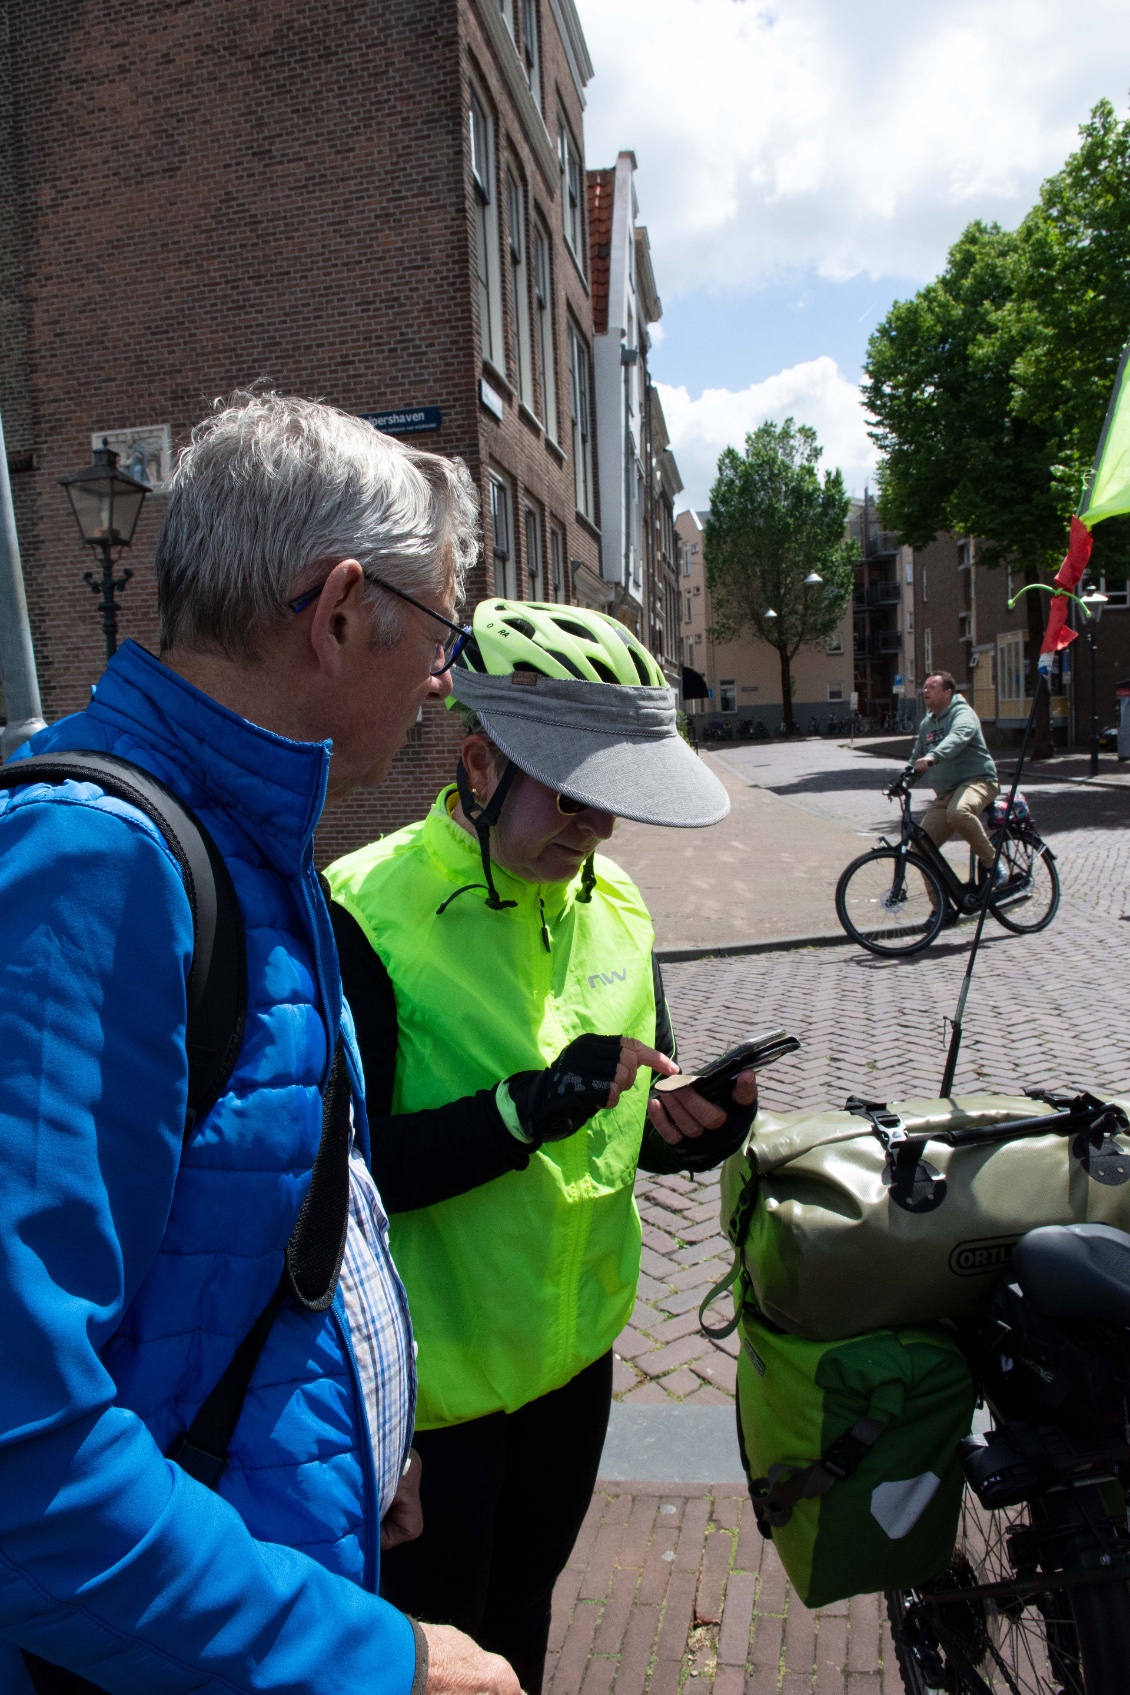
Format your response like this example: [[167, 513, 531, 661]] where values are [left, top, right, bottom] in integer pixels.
[[835, 847, 947, 956], [989, 828, 1060, 934], [886, 1486, 1130, 1693]]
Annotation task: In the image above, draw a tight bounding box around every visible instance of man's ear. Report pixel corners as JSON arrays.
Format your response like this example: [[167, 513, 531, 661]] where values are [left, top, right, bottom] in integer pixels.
[[308, 560, 367, 673]]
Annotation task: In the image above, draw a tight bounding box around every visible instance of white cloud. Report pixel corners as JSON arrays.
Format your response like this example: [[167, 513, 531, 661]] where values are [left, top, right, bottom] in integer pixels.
[[576, 0, 1130, 296], [658, 357, 877, 511]]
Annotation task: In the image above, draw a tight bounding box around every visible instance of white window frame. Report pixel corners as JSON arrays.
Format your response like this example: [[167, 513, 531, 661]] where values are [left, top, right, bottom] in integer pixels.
[[498, 0, 515, 37], [828, 684, 845, 702], [997, 631, 1025, 711], [719, 679, 737, 712], [923, 627, 933, 675], [520, 0, 540, 107], [558, 116, 585, 268], [1094, 574, 1130, 609], [567, 319, 594, 520], [469, 85, 503, 372], [524, 504, 544, 601], [490, 473, 515, 598], [825, 632, 844, 655], [533, 219, 557, 439], [549, 523, 566, 602], [507, 173, 533, 409]]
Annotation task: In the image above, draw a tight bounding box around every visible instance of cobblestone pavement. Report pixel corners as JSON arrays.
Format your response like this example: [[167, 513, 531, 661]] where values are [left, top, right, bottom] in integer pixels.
[[547, 742, 1130, 1693], [547, 1483, 901, 1695]]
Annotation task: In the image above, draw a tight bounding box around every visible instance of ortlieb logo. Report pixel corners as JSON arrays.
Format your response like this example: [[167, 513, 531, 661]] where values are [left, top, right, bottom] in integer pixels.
[[949, 1236, 1019, 1277]]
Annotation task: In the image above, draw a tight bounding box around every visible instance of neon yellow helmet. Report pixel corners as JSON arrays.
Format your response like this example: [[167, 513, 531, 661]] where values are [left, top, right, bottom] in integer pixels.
[[459, 600, 666, 688]]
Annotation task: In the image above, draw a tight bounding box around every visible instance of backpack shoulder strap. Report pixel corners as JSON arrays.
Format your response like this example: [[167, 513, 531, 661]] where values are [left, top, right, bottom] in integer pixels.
[[0, 751, 247, 1137]]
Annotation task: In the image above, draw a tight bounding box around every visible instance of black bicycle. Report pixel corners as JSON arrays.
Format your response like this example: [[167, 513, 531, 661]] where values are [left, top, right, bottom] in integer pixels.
[[887, 1212, 1130, 1693], [835, 779, 1060, 957]]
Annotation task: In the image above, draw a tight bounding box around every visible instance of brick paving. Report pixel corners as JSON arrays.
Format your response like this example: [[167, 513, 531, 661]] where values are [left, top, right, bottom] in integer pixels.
[[546, 740, 1130, 1693], [546, 1483, 901, 1695]]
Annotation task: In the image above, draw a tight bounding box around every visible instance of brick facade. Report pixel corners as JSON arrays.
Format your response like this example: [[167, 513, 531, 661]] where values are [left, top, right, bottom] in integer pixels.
[[1, 0, 600, 862]]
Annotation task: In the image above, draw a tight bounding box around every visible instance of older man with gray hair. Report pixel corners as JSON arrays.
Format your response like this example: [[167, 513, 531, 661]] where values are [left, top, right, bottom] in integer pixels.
[[0, 394, 518, 1695]]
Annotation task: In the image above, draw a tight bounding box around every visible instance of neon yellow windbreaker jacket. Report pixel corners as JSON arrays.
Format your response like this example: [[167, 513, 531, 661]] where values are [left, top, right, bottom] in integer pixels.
[[326, 789, 657, 1429]]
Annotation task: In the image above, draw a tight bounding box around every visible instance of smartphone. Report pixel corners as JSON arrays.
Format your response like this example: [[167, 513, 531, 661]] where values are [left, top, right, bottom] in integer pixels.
[[652, 1028, 799, 1109]]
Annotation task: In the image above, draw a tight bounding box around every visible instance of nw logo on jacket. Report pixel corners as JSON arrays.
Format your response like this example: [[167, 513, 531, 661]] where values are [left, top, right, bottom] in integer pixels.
[[587, 968, 628, 987]]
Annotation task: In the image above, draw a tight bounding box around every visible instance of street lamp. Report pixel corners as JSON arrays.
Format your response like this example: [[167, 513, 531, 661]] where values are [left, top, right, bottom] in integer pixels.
[[60, 438, 149, 662], [764, 608, 778, 623], [803, 571, 824, 587], [1080, 587, 1108, 777]]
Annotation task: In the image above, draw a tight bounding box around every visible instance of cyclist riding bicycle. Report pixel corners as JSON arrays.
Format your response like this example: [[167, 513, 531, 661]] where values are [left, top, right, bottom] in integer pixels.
[[902, 670, 1006, 889]]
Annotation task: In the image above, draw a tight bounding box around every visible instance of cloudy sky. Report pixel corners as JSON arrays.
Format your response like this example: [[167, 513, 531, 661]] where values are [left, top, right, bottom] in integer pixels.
[[573, 0, 1130, 509]]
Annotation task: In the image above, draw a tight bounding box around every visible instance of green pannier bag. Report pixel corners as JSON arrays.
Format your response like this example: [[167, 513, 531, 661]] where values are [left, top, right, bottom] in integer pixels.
[[716, 1092, 1130, 1341], [735, 1313, 975, 1608]]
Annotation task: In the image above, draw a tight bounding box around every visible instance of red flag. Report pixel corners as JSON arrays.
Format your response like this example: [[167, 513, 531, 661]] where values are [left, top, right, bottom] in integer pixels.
[[1040, 515, 1094, 656]]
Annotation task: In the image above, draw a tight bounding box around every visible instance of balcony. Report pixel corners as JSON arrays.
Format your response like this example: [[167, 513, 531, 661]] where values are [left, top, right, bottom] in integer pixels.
[[868, 630, 902, 655], [866, 581, 901, 606]]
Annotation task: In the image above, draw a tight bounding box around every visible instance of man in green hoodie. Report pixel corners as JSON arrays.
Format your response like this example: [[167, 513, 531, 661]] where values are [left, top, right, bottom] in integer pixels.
[[909, 671, 1001, 878]]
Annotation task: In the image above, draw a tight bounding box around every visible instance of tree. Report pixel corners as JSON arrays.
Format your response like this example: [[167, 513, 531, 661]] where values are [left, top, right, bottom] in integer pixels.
[[863, 98, 1130, 754], [705, 420, 856, 734]]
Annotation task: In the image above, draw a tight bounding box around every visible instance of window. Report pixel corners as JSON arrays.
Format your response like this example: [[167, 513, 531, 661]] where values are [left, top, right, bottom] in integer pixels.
[[825, 632, 844, 655], [904, 556, 914, 585], [685, 592, 692, 623], [533, 220, 557, 438], [520, 0, 540, 107], [558, 117, 584, 266], [1093, 575, 1130, 609], [469, 88, 503, 370], [828, 684, 845, 702], [692, 543, 700, 554], [923, 627, 933, 674], [507, 174, 533, 408], [906, 608, 915, 635], [693, 583, 701, 595], [720, 680, 737, 712], [567, 320, 593, 519], [524, 504, 544, 600], [921, 566, 928, 603], [490, 474, 515, 598], [683, 545, 691, 576], [997, 631, 1024, 710], [498, 0, 514, 36], [549, 524, 565, 602]]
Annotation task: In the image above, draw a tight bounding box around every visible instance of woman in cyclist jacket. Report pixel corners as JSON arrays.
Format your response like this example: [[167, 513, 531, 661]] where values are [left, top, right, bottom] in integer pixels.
[[326, 602, 758, 1694]]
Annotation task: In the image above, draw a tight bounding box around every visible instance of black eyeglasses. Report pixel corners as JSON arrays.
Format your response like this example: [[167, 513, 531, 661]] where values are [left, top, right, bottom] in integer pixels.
[[288, 568, 471, 676]]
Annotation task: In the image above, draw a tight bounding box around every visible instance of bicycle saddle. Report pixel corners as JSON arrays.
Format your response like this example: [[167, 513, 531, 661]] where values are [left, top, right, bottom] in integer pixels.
[[1012, 1223, 1130, 1326]]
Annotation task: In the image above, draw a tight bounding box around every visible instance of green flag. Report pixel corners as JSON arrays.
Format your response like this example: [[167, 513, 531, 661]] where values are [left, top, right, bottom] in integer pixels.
[[1079, 339, 1130, 527]]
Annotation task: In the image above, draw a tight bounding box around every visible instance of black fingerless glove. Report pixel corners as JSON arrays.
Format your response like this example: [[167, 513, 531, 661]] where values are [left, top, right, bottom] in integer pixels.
[[651, 1092, 758, 1173], [506, 1034, 623, 1145]]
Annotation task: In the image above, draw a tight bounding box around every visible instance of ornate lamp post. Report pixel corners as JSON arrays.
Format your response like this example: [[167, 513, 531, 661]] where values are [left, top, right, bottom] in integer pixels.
[[1080, 587, 1108, 777], [60, 438, 149, 662]]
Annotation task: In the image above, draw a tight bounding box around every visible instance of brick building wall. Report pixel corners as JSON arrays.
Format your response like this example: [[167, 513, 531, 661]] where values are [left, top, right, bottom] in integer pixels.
[[1, 0, 600, 862]]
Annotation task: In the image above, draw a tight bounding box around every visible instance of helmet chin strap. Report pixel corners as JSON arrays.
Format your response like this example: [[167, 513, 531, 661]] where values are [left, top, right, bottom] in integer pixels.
[[436, 758, 520, 915]]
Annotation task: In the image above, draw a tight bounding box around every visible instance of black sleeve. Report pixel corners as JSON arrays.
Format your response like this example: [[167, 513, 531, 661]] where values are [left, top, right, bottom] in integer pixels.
[[330, 900, 533, 1213]]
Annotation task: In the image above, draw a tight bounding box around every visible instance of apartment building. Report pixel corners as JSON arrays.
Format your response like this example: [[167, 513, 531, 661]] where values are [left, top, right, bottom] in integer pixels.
[[675, 510, 853, 732], [848, 494, 915, 727], [1, 0, 600, 855]]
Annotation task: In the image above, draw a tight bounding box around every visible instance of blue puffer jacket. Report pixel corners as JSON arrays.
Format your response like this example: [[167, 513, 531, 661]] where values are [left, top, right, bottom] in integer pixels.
[[0, 642, 417, 1694]]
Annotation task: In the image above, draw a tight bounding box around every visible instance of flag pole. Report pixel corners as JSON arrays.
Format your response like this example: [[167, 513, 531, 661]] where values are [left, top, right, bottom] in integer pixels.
[[939, 671, 1045, 1098]]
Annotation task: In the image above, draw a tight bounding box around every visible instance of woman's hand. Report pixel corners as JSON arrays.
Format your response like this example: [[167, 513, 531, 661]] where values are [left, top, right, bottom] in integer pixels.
[[646, 1068, 758, 1147], [608, 1037, 679, 1111]]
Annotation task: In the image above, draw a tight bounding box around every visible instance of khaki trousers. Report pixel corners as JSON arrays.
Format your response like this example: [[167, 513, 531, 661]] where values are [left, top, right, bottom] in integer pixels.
[[920, 778, 1000, 869]]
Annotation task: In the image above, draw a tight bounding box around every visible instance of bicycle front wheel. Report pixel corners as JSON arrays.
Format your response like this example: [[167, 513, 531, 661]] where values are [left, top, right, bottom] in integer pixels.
[[989, 828, 1060, 934], [835, 847, 946, 956]]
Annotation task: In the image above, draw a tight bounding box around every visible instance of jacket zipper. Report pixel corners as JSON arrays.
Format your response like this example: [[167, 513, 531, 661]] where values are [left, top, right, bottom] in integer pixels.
[[536, 884, 587, 1386]]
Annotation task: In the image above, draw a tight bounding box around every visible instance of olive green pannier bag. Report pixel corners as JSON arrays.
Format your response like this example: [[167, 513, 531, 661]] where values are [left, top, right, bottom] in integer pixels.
[[734, 1314, 975, 1609], [712, 1092, 1130, 1342]]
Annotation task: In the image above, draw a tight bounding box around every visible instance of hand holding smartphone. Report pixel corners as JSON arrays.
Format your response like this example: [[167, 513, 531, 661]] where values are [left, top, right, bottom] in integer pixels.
[[652, 1028, 799, 1108]]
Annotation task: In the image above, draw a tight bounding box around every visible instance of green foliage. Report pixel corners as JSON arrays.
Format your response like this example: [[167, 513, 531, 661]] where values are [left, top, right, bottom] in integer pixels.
[[705, 419, 855, 735], [863, 98, 1130, 585], [704, 419, 856, 653]]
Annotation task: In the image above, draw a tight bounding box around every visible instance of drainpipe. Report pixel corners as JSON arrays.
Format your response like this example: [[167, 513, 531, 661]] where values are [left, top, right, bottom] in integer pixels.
[[0, 410, 47, 759]]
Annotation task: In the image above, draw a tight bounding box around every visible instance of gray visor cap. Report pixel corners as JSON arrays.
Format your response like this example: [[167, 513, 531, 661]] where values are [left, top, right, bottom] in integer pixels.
[[450, 669, 730, 828]]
